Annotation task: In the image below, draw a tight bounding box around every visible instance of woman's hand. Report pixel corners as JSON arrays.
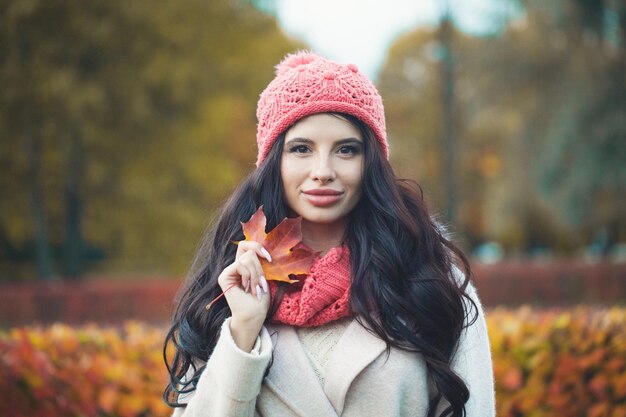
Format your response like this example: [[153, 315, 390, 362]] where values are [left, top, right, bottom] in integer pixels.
[[217, 240, 271, 352]]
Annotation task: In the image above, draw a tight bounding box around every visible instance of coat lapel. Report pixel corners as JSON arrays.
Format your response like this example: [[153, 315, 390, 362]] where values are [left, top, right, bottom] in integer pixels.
[[323, 319, 387, 414], [265, 324, 338, 417]]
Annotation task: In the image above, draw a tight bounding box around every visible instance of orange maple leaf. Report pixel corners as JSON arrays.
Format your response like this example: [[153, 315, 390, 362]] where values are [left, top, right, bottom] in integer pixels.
[[205, 206, 317, 310], [241, 206, 317, 284]]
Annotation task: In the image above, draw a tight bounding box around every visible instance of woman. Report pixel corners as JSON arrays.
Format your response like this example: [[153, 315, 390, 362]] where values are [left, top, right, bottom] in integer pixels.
[[164, 51, 495, 417]]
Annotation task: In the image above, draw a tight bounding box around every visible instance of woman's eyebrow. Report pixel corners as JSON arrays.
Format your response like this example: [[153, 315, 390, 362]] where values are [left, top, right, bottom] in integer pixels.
[[285, 137, 314, 144], [334, 137, 363, 145], [285, 137, 363, 145]]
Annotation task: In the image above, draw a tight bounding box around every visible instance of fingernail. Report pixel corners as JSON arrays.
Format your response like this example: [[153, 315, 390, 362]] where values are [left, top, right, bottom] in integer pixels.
[[261, 248, 272, 262], [260, 275, 268, 293], [256, 285, 263, 301], [245, 281, 251, 293]]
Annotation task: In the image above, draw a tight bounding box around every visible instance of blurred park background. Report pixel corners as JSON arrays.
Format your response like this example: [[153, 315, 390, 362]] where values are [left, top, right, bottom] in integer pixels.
[[0, 0, 625, 416]]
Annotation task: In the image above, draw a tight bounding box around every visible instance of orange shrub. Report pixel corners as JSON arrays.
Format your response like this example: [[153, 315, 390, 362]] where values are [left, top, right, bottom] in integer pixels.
[[487, 306, 626, 417], [1, 307, 625, 417], [0, 321, 172, 417]]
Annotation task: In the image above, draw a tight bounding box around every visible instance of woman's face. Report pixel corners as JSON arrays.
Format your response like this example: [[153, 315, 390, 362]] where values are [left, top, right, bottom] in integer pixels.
[[281, 113, 364, 228]]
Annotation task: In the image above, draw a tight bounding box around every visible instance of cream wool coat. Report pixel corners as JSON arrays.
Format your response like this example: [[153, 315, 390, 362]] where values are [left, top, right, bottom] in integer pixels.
[[172, 284, 495, 417]]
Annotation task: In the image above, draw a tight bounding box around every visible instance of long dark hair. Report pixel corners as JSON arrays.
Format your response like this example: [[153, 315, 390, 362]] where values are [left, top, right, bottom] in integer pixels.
[[163, 113, 478, 417]]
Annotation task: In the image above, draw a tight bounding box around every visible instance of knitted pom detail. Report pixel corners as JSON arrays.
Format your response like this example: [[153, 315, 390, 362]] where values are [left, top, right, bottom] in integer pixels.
[[275, 51, 318, 76], [347, 63, 359, 73]]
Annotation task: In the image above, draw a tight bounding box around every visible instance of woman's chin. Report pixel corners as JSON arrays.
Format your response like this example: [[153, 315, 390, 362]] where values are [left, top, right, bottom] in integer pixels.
[[300, 213, 348, 227]]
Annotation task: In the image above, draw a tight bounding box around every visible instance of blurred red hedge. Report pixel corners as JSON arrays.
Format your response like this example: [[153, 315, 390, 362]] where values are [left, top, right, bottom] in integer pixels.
[[1, 306, 625, 417], [1, 261, 624, 327]]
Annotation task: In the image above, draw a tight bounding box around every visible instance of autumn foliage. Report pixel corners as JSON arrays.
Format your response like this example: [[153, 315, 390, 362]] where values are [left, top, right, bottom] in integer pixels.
[[0, 321, 173, 417], [490, 306, 626, 417], [1, 306, 625, 417]]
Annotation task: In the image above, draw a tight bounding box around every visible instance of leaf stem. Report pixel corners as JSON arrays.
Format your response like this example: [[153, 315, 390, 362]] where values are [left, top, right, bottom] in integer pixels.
[[205, 282, 238, 310]]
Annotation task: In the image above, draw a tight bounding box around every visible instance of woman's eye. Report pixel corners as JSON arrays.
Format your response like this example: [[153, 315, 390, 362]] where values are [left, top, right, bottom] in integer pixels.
[[288, 144, 310, 154], [338, 145, 360, 155]]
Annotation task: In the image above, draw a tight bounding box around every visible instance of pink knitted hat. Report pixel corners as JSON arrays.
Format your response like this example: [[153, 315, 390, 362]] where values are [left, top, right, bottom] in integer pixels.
[[255, 51, 388, 166]]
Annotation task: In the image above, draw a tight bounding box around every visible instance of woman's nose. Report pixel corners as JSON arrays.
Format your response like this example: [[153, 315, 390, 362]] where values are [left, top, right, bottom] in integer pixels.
[[310, 155, 336, 183]]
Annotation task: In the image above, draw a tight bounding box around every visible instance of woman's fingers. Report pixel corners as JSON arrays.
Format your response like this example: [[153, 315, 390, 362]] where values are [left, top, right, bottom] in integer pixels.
[[236, 240, 271, 296], [216, 245, 271, 327], [232, 250, 269, 299], [236, 259, 260, 298], [237, 240, 272, 263], [237, 262, 252, 293], [260, 247, 272, 263], [244, 251, 269, 294], [259, 275, 269, 294]]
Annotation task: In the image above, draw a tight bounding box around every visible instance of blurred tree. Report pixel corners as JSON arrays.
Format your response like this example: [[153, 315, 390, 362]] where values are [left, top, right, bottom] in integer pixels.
[[378, 25, 488, 248], [528, 0, 626, 251], [439, 8, 459, 224], [379, 0, 625, 255], [377, 29, 445, 205], [0, 0, 303, 280]]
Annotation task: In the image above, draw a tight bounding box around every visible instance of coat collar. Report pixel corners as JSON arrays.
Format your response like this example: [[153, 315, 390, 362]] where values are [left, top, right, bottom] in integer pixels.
[[266, 319, 386, 416], [323, 319, 386, 414]]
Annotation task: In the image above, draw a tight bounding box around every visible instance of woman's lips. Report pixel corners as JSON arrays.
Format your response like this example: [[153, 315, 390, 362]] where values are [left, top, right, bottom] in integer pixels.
[[302, 189, 343, 207]]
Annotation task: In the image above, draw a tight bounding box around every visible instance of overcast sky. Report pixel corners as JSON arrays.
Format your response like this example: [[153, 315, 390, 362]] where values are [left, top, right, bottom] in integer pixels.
[[273, 0, 518, 80]]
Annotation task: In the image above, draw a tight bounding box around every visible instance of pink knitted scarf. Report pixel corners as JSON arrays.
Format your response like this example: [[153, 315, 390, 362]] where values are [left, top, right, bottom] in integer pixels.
[[268, 245, 352, 327]]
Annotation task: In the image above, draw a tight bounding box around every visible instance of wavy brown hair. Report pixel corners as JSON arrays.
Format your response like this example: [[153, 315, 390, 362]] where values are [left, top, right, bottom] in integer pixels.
[[163, 113, 477, 417]]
